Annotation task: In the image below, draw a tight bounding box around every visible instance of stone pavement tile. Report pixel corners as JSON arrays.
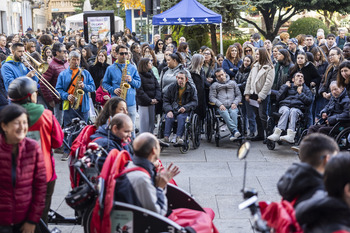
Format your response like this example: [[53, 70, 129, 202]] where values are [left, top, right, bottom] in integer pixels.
[[159, 146, 207, 162], [190, 195, 219, 217], [228, 161, 292, 177], [213, 219, 254, 233], [165, 162, 232, 177], [189, 176, 263, 196], [256, 175, 283, 196]]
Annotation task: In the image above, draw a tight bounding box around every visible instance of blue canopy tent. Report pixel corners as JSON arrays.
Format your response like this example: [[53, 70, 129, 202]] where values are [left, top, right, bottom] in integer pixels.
[[152, 0, 223, 54]]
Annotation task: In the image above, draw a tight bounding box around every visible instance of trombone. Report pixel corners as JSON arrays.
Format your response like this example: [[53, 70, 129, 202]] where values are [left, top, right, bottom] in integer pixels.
[[22, 52, 61, 100]]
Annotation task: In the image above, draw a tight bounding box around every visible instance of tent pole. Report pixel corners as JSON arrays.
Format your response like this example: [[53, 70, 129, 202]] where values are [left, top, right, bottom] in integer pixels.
[[220, 23, 223, 55]]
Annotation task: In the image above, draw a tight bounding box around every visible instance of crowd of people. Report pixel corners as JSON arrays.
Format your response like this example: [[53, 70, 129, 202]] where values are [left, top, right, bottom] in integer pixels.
[[1, 25, 350, 232]]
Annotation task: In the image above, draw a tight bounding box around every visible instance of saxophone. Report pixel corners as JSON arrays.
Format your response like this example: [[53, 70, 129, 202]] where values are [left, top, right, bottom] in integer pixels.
[[119, 62, 130, 100], [71, 68, 85, 110]]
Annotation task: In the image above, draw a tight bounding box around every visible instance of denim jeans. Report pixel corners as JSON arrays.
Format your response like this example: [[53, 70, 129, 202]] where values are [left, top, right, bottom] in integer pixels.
[[218, 107, 239, 134], [243, 99, 256, 134], [63, 107, 88, 154], [164, 112, 189, 138]]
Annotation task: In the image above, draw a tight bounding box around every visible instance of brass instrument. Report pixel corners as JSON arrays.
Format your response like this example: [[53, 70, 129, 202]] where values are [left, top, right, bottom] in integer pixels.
[[22, 52, 61, 100], [119, 62, 130, 100], [71, 68, 85, 110]]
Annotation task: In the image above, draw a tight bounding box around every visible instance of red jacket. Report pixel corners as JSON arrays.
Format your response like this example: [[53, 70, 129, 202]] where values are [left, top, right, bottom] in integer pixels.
[[0, 135, 47, 225], [41, 57, 69, 103], [95, 86, 111, 106]]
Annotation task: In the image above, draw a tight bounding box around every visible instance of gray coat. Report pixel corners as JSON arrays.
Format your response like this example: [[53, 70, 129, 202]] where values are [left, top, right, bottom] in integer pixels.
[[209, 75, 242, 108]]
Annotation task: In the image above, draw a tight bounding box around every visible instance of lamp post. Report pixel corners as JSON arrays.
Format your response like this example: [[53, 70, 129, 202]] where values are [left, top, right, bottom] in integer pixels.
[[116, 0, 121, 16]]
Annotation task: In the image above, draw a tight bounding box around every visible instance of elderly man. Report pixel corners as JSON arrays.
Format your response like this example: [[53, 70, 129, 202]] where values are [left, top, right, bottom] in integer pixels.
[[114, 132, 180, 215], [149, 34, 160, 50], [0, 35, 10, 56], [162, 70, 198, 145], [107, 44, 118, 65], [209, 68, 242, 141], [56, 50, 95, 160]]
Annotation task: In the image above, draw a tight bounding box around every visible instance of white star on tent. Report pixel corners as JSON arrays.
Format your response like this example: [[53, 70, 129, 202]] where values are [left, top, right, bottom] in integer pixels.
[[163, 18, 167, 22], [177, 18, 182, 22], [191, 18, 195, 22], [205, 18, 209, 22]]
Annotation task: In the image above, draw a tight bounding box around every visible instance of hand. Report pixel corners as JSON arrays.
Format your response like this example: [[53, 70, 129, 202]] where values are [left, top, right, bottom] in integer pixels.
[[49, 101, 55, 108], [178, 107, 186, 113], [78, 81, 84, 89], [114, 88, 121, 96], [297, 86, 303, 94], [322, 113, 328, 119], [286, 81, 291, 87], [230, 68, 233, 71], [26, 70, 35, 78], [68, 94, 75, 102], [20, 222, 36, 233], [257, 98, 262, 104], [155, 163, 180, 189], [325, 93, 331, 100], [231, 103, 237, 109], [167, 111, 174, 118], [310, 82, 316, 87], [245, 95, 250, 102], [207, 77, 213, 83], [125, 75, 132, 82], [151, 99, 158, 105], [103, 95, 110, 100], [219, 105, 226, 111]]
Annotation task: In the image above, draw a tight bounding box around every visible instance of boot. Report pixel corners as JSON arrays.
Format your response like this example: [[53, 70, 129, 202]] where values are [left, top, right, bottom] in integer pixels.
[[280, 129, 296, 143], [267, 128, 282, 142]]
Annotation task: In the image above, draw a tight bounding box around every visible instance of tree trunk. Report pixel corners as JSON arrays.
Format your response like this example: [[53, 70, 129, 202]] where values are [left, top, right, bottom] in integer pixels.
[[210, 24, 218, 54]]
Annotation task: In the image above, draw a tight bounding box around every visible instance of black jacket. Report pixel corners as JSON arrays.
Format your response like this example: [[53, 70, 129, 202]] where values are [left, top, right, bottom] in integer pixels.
[[87, 43, 98, 56], [163, 82, 198, 115], [289, 62, 321, 88], [277, 162, 324, 207], [320, 88, 350, 125], [277, 83, 313, 110], [190, 70, 206, 120], [303, 44, 317, 53], [0, 70, 8, 107], [234, 67, 251, 95], [137, 70, 161, 106], [296, 191, 350, 233], [319, 66, 339, 96], [288, 49, 302, 64], [88, 62, 109, 89]]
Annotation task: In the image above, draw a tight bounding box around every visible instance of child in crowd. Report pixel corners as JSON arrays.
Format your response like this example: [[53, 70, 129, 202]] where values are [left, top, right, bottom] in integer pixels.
[[96, 80, 111, 106]]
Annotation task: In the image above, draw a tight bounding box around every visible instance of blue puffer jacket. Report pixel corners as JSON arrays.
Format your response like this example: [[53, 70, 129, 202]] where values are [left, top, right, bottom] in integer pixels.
[[56, 68, 95, 113], [90, 124, 132, 154], [1, 56, 38, 91], [222, 58, 243, 79], [0, 71, 9, 107], [320, 88, 350, 125], [102, 62, 141, 107]]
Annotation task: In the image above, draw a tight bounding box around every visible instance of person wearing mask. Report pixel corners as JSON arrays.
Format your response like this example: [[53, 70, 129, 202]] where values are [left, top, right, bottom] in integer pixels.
[[56, 51, 96, 160], [137, 58, 161, 133], [244, 48, 275, 141], [102, 45, 141, 134], [1, 43, 36, 91], [296, 153, 350, 232], [223, 45, 243, 79], [41, 42, 69, 126], [87, 34, 98, 56], [0, 104, 47, 233], [235, 55, 256, 138], [8, 76, 63, 226]]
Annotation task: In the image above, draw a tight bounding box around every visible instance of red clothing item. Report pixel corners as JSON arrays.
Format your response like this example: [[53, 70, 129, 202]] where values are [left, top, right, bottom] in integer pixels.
[[41, 57, 69, 103], [0, 135, 47, 225], [28, 109, 63, 182], [95, 86, 111, 106]]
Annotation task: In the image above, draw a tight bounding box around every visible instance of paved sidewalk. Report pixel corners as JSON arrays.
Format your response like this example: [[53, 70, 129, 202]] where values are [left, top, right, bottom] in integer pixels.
[[50, 137, 298, 233]]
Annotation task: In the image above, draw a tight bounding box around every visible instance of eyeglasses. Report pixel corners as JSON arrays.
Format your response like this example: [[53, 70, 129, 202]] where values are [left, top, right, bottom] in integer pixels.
[[159, 43, 163, 45], [31, 46, 36, 48], [203, 52, 211, 55], [245, 49, 252, 52], [119, 52, 128, 56]]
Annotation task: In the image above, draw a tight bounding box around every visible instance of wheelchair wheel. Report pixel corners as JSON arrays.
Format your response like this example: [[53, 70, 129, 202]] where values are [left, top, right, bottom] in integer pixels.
[[266, 139, 275, 150], [157, 115, 165, 139], [191, 114, 201, 149], [335, 127, 350, 151], [205, 110, 213, 142], [82, 203, 94, 233], [180, 121, 190, 154], [215, 134, 220, 147]]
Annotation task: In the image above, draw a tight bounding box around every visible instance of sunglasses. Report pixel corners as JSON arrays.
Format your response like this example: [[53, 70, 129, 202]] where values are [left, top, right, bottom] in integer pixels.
[[159, 43, 163, 45], [203, 52, 211, 55], [245, 49, 252, 52], [119, 52, 128, 56]]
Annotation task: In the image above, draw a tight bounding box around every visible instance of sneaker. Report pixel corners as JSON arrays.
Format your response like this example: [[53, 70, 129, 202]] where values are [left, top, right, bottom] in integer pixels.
[[176, 137, 184, 145], [161, 136, 170, 143], [229, 134, 236, 141], [247, 132, 255, 139], [61, 152, 70, 161], [234, 130, 241, 138]]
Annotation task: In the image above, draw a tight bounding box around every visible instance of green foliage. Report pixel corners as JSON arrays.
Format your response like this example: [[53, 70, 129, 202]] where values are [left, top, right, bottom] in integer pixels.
[[171, 25, 210, 49], [288, 17, 329, 38], [218, 36, 250, 55], [187, 39, 200, 52]]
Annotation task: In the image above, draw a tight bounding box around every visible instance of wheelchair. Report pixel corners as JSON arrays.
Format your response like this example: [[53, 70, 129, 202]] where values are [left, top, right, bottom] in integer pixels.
[[205, 102, 246, 147], [157, 111, 201, 154], [318, 119, 350, 151]]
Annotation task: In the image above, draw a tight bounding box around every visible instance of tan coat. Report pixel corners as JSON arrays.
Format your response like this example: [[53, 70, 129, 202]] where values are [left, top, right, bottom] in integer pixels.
[[244, 62, 275, 100]]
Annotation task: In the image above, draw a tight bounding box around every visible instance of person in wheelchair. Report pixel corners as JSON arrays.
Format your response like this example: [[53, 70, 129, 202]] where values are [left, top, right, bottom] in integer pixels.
[[114, 132, 180, 215], [209, 68, 242, 141], [161, 70, 198, 145], [307, 81, 350, 135], [90, 113, 133, 154], [267, 72, 312, 143]]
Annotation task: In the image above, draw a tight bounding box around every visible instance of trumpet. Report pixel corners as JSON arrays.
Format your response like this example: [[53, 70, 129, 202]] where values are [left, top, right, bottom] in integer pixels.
[[22, 52, 61, 100]]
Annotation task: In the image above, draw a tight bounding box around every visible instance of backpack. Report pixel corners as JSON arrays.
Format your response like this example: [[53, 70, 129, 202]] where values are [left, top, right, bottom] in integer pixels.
[[69, 125, 101, 188], [259, 198, 303, 233]]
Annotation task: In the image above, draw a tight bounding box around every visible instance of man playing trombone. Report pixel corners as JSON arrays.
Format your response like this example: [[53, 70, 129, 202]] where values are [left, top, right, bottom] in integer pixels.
[[56, 51, 95, 160], [1, 42, 36, 90]]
